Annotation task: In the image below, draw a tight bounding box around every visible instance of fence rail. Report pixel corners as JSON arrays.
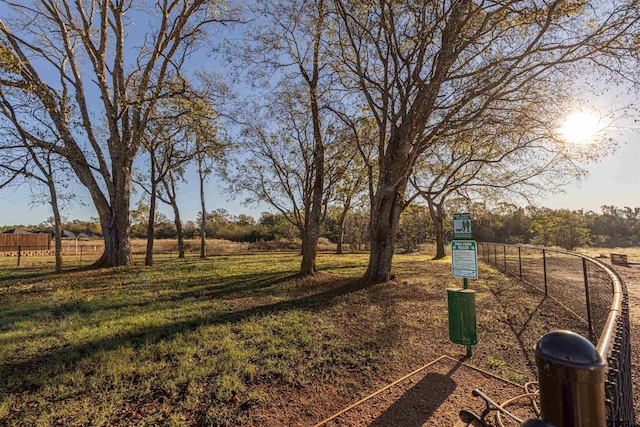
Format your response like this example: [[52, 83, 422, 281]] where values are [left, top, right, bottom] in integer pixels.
[[0, 242, 268, 268], [479, 242, 635, 425]]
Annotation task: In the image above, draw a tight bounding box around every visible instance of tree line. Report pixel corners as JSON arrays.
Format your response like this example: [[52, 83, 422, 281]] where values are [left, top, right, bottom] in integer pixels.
[[4, 204, 637, 254], [1, 0, 638, 278]]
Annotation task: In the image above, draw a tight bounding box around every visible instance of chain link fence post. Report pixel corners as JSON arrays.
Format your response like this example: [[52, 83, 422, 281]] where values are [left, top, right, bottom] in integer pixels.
[[535, 330, 607, 427], [582, 258, 595, 343], [542, 248, 548, 296], [518, 246, 522, 280], [503, 245, 507, 271]]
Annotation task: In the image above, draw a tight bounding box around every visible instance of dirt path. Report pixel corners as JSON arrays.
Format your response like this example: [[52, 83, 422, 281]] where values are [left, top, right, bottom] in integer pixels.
[[308, 260, 640, 427], [318, 356, 534, 427]]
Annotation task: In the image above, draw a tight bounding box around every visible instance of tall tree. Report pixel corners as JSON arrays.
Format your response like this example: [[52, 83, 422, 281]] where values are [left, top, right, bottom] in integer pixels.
[[333, 0, 639, 281], [0, 126, 69, 273], [409, 102, 596, 259], [159, 169, 187, 258], [234, 0, 329, 276], [225, 92, 327, 257], [136, 93, 222, 266], [0, 0, 233, 267], [324, 118, 374, 254], [197, 153, 212, 258]]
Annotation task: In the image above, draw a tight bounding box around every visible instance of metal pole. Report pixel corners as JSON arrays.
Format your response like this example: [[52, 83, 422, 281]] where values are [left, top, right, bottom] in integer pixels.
[[17, 244, 21, 267], [503, 245, 507, 271], [464, 276, 471, 357], [543, 249, 548, 296], [582, 258, 595, 342], [535, 331, 606, 427], [518, 246, 522, 280]]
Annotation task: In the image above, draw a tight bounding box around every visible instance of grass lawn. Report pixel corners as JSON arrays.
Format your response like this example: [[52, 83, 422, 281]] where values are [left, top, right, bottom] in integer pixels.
[[0, 251, 590, 426]]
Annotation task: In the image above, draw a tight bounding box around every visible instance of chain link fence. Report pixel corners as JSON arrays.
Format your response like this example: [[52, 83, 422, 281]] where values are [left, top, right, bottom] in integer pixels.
[[0, 242, 253, 268], [479, 242, 635, 425]]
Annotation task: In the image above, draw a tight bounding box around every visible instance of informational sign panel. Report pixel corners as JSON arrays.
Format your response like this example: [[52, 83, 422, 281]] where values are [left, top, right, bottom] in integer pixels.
[[451, 240, 478, 279], [453, 213, 472, 239]]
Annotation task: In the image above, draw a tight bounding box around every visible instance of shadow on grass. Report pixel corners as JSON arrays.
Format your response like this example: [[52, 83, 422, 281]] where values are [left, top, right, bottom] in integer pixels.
[[367, 361, 461, 426], [0, 277, 374, 393], [0, 270, 56, 284], [0, 271, 302, 335]]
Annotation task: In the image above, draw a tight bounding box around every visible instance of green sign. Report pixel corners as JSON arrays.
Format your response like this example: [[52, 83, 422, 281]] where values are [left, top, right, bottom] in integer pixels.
[[451, 240, 478, 279], [453, 213, 472, 239]]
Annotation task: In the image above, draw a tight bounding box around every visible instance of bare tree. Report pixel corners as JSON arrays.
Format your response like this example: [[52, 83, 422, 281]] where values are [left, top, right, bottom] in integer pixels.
[[233, 0, 329, 276], [0, 0, 235, 267], [159, 169, 187, 259], [0, 126, 68, 273], [225, 92, 321, 253], [333, 0, 639, 281], [325, 118, 374, 254], [136, 93, 223, 266], [409, 94, 627, 259]]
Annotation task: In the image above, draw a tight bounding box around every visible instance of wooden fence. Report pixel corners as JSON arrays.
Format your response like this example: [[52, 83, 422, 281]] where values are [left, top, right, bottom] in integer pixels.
[[0, 233, 51, 251]]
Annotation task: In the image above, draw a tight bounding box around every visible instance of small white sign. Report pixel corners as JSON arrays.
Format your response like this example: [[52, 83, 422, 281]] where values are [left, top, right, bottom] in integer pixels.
[[452, 240, 478, 279], [453, 213, 472, 239]]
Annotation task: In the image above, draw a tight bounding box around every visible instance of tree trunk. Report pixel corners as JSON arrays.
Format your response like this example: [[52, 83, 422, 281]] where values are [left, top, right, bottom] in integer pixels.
[[198, 157, 207, 259], [145, 175, 157, 267], [336, 222, 344, 255], [144, 156, 158, 267], [299, 142, 323, 275], [48, 179, 63, 274], [92, 161, 133, 267], [364, 180, 406, 282], [173, 205, 185, 259], [96, 213, 132, 266], [163, 175, 185, 258], [336, 196, 351, 255], [428, 200, 446, 260]]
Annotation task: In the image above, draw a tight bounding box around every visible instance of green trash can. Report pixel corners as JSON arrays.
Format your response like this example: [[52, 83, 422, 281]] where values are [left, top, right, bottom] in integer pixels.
[[447, 288, 477, 346]]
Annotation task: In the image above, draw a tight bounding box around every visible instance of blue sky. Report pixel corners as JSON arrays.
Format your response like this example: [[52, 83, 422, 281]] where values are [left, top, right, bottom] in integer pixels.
[[1, 2, 639, 227], [1, 130, 638, 227]]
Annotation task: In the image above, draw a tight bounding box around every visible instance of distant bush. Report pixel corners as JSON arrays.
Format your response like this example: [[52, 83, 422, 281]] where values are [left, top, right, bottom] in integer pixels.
[[249, 238, 301, 251]]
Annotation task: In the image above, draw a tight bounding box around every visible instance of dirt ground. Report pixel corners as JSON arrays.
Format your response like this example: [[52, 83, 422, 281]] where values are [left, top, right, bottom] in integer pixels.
[[302, 258, 640, 427], [319, 357, 537, 427]]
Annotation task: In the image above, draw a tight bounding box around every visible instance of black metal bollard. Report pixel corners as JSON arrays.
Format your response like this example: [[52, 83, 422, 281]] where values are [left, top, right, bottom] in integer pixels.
[[535, 330, 607, 427]]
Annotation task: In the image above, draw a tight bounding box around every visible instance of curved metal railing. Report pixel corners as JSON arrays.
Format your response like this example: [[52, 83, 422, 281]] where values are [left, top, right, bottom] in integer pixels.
[[478, 243, 635, 425]]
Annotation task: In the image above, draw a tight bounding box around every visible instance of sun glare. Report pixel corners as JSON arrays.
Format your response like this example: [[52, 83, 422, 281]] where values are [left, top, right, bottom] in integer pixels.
[[559, 112, 601, 144]]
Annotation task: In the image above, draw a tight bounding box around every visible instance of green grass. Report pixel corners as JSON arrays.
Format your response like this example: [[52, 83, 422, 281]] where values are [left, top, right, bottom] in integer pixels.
[[0, 252, 404, 426], [0, 249, 588, 425]]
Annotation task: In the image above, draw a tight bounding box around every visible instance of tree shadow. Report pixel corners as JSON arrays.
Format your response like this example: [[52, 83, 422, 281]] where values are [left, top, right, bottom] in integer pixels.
[[0, 277, 373, 393], [0, 270, 54, 284], [367, 361, 461, 426], [489, 284, 547, 377], [0, 271, 300, 335]]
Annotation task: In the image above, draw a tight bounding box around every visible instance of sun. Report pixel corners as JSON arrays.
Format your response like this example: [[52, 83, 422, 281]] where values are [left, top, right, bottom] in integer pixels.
[[559, 112, 601, 144]]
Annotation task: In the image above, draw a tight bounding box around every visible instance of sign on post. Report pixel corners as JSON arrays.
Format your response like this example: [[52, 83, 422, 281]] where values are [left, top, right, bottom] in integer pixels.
[[453, 213, 472, 240], [451, 240, 478, 279]]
